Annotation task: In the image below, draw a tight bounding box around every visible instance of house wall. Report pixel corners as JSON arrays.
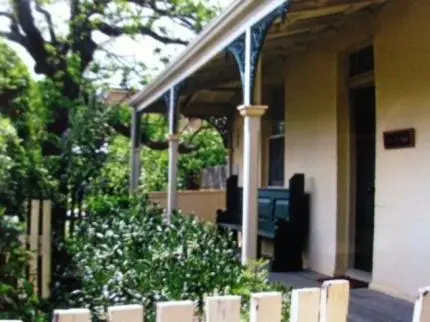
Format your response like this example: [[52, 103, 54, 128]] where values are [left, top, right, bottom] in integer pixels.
[[371, 0, 430, 300], [231, 22, 370, 276], [284, 0, 430, 299], [283, 48, 339, 276], [283, 9, 376, 278], [148, 190, 226, 222], [232, 114, 244, 185], [230, 0, 430, 300]]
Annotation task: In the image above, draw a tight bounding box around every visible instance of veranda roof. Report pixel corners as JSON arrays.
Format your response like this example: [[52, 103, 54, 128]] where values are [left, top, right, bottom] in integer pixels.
[[129, 0, 388, 117]]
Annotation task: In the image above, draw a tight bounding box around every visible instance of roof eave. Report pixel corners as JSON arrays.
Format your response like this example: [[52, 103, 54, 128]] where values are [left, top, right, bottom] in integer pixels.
[[129, 0, 288, 112]]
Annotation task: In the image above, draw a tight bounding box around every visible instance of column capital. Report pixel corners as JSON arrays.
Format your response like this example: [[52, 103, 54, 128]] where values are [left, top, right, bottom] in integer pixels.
[[168, 134, 180, 142], [237, 105, 268, 118]]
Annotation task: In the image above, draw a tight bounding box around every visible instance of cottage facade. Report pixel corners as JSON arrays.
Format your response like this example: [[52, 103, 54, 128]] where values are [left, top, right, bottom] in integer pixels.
[[130, 0, 430, 301]]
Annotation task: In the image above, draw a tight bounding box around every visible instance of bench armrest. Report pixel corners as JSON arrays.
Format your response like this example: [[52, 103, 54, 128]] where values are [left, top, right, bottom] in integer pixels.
[[216, 209, 229, 223], [275, 218, 288, 226]]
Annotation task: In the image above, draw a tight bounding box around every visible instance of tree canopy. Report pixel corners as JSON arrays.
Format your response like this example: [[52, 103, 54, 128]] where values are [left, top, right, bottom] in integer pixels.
[[0, 4, 230, 312], [0, 0, 222, 154], [0, 40, 33, 139], [0, 41, 53, 216]]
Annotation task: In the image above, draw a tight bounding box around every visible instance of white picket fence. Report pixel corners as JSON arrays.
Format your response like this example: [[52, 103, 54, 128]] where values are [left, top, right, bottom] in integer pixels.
[[3, 280, 430, 322], [17, 200, 52, 299]]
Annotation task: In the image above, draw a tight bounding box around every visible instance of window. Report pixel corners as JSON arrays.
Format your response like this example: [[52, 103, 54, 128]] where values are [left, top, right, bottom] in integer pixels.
[[268, 86, 285, 186], [268, 136, 285, 186], [348, 45, 374, 78]]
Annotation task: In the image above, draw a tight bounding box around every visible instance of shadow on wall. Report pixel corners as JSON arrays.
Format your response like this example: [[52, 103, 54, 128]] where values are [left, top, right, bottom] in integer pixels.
[[302, 176, 315, 269]]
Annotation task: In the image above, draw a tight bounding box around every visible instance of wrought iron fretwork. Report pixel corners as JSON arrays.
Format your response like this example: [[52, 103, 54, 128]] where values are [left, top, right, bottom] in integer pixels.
[[249, 1, 290, 99], [224, 1, 290, 104], [163, 80, 187, 133], [205, 115, 230, 147], [225, 33, 246, 86]]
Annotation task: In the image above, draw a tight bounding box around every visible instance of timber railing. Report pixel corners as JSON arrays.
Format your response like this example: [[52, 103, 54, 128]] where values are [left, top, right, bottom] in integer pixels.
[[3, 280, 430, 321], [200, 165, 228, 189]]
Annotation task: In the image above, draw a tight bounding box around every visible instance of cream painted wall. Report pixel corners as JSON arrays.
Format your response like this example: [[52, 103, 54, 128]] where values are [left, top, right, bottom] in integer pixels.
[[230, 0, 430, 300], [371, 0, 430, 301], [231, 20, 372, 276], [232, 112, 244, 186], [282, 10, 376, 276], [148, 190, 226, 222], [284, 49, 338, 276], [284, 0, 430, 299]]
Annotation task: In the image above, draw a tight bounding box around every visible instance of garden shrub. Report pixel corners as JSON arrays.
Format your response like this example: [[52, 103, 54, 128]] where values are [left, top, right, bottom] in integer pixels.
[[0, 117, 29, 217], [60, 193, 290, 321], [0, 208, 45, 322]]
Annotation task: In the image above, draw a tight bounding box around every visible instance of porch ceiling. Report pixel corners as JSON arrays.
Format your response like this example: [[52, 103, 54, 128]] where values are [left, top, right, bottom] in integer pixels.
[[130, 0, 389, 118]]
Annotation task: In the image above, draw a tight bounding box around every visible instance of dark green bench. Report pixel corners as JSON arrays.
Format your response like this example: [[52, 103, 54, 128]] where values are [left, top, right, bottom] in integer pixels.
[[216, 173, 309, 272]]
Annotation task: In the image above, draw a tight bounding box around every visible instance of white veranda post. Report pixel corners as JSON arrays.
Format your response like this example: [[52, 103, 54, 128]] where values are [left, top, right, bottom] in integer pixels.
[[239, 26, 268, 264], [166, 88, 179, 223], [239, 105, 267, 264], [166, 134, 179, 223], [130, 108, 141, 193]]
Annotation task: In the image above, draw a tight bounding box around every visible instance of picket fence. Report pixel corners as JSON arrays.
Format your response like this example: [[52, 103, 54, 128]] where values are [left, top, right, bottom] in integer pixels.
[[22, 199, 81, 299], [3, 280, 430, 322], [24, 200, 52, 299], [200, 165, 228, 189]]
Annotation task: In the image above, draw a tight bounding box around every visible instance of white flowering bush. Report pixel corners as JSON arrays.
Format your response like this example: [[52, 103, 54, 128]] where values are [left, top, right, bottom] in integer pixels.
[[0, 208, 45, 321], [0, 118, 21, 191], [56, 193, 290, 321]]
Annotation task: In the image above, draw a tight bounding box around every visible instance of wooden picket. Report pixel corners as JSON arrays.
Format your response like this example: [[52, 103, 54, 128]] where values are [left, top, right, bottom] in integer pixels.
[[205, 295, 241, 322], [2, 280, 430, 321], [41, 200, 52, 299], [319, 280, 350, 322], [156, 300, 194, 322], [22, 200, 52, 299], [290, 287, 321, 322], [28, 200, 40, 289], [108, 304, 144, 322], [250, 292, 283, 322], [52, 309, 91, 322]]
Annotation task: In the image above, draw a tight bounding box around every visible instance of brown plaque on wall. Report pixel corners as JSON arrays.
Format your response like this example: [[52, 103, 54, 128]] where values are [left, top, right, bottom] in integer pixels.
[[383, 128, 415, 149]]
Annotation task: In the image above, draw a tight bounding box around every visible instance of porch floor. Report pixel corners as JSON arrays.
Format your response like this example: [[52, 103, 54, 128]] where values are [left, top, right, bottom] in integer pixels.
[[269, 271, 414, 322]]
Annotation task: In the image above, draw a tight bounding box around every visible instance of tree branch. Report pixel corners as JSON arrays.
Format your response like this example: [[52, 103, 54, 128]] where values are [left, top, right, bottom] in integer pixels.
[[0, 30, 28, 48], [66, 1, 96, 73], [14, 1, 45, 50], [96, 22, 189, 45], [0, 12, 15, 21], [12, 0, 55, 75], [0, 11, 28, 47], [129, 0, 201, 32], [35, 1, 57, 44], [109, 118, 198, 154], [184, 124, 211, 143], [151, 1, 200, 31]]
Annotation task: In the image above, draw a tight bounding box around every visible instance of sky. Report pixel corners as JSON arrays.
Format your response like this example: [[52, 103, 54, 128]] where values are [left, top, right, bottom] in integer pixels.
[[0, 0, 232, 86]]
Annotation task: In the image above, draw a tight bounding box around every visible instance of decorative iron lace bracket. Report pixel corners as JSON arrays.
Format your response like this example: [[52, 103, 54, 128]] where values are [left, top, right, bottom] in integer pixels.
[[225, 34, 246, 87], [225, 1, 290, 104], [163, 80, 187, 133], [204, 115, 230, 147]]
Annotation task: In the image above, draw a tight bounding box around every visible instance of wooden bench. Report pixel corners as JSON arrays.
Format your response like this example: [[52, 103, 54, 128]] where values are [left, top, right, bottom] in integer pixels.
[[216, 173, 309, 272]]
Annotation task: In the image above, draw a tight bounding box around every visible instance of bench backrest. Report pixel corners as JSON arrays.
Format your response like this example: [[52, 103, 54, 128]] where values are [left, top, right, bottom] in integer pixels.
[[259, 188, 291, 222], [224, 173, 305, 227]]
